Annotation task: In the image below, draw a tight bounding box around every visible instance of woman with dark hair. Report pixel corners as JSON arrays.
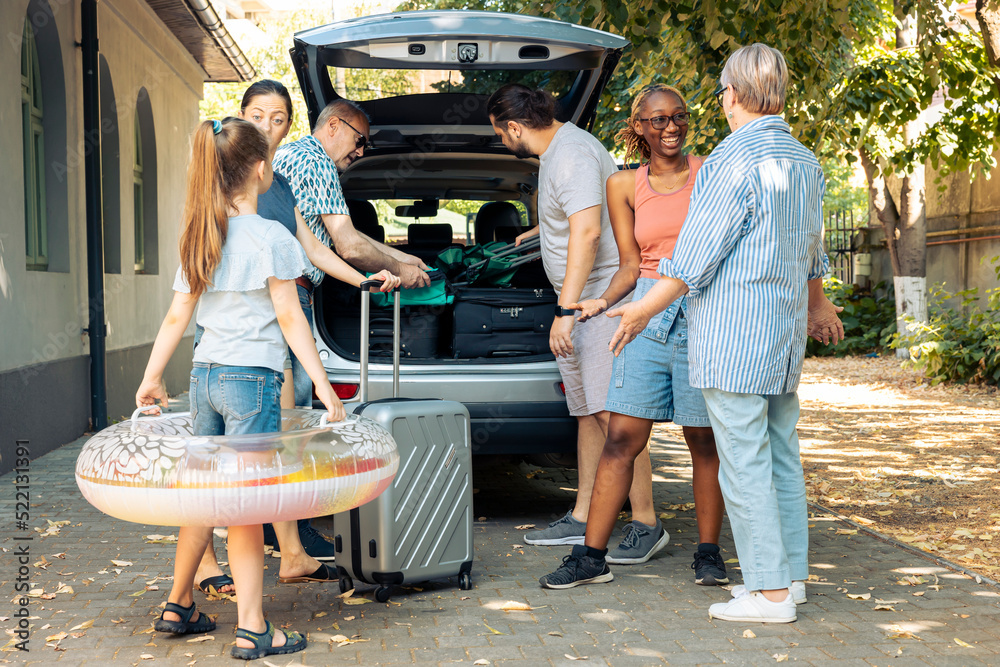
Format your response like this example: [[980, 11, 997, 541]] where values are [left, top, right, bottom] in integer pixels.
[[607, 44, 843, 623], [192, 80, 400, 594], [537, 84, 727, 589]]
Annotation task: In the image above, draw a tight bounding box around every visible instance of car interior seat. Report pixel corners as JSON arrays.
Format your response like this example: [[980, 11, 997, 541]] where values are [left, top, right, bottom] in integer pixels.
[[403, 223, 454, 262], [474, 202, 523, 245], [346, 199, 385, 243]]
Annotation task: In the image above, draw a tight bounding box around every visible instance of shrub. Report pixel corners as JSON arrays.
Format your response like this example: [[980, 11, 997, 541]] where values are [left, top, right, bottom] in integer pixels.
[[893, 257, 1000, 386], [806, 277, 897, 357]]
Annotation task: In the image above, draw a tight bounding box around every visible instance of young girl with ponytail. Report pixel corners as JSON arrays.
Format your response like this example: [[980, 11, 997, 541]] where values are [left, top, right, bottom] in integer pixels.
[[135, 117, 339, 659]]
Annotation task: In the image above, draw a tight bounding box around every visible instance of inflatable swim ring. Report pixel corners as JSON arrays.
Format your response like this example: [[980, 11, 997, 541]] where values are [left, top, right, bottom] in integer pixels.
[[76, 407, 399, 527]]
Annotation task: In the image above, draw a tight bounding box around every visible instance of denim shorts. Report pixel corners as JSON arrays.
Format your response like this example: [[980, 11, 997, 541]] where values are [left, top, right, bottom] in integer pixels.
[[604, 309, 711, 426], [189, 363, 283, 446], [287, 284, 315, 407]]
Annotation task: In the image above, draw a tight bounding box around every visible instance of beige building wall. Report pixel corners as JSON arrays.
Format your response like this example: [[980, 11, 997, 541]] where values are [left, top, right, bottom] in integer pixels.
[[867, 151, 1000, 296], [0, 0, 208, 469]]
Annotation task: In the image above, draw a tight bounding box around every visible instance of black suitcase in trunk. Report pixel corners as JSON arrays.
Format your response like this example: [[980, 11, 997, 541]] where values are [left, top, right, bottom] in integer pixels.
[[452, 287, 557, 359]]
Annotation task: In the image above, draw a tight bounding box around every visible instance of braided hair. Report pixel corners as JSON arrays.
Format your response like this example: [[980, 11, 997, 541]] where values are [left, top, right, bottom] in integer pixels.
[[614, 84, 687, 167]]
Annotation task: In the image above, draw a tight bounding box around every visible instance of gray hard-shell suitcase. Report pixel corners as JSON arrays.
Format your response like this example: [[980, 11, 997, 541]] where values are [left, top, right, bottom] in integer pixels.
[[332, 281, 474, 602]]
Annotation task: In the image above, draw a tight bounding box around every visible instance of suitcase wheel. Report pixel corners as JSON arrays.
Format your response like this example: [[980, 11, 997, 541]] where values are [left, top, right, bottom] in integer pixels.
[[459, 572, 473, 591], [374, 586, 392, 603], [338, 574, 353, 594]]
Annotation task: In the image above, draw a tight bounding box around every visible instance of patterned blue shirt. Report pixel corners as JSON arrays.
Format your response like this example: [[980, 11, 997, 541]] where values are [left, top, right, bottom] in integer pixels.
[[273, 135, 350, 285], [659, 115, 829, 395]]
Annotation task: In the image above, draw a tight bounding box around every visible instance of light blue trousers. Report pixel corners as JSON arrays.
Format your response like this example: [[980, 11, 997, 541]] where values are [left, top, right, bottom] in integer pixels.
[[701, 389, 809, 591]]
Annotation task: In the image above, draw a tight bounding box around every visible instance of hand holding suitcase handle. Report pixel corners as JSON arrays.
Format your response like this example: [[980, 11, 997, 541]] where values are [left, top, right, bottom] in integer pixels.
[[359, 281, 401, 403]]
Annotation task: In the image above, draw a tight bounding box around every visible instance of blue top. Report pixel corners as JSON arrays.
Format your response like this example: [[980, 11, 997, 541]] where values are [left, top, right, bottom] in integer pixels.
[[273, 135, 351, 285], [659, 115, 830, 395], [173, 214, 311, 372], [258, 172, 297, 236]]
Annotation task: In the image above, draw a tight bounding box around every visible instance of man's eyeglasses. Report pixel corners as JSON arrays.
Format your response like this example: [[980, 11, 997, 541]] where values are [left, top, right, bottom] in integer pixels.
[[638, 112, 691, 130], [713, 84, 727, 108], [338, 116, 371, 150]]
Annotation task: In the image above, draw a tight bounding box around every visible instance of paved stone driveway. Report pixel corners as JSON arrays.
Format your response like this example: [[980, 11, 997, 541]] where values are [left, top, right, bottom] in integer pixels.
[[3, 399, 1000, 665]]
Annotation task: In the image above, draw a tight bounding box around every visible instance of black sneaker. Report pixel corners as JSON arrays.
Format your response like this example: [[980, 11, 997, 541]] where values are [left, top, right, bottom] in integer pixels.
[[539, 545, 614, 590], [298, 521, 337, 562], [691, 544, 729, 585]]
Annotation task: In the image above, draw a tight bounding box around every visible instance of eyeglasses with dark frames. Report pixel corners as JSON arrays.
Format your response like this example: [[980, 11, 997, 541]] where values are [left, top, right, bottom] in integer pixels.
[[337, 116, 371, 150], [713, 84, 727, 109], [637, 112, 691, 130]]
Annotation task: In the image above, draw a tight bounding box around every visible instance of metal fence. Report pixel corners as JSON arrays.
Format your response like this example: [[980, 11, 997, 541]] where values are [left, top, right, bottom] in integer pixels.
[[825, 209, 857, 283]]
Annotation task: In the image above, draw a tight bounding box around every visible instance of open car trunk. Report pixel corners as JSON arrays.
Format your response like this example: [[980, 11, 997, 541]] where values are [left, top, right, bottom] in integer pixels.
[[292, 10, 629, 366], [315, 246, 559, 364]]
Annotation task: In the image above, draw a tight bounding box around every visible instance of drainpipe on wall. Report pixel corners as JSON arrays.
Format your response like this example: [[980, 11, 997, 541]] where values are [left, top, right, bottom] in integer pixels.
[[81, 0, 108, 430]]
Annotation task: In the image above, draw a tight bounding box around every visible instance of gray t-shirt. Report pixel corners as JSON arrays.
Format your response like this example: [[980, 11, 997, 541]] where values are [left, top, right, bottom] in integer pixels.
[[173, 214, 311, 373], [536, 122, 620, 301]]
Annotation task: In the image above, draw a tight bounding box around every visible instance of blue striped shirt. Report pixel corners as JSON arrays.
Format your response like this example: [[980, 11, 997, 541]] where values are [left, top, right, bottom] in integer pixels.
[[659, 115, 829, 395]]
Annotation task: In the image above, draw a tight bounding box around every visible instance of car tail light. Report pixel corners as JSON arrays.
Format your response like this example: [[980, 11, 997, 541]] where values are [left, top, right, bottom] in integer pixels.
[[558, 382, 566, 395], [331, 383, 359, 399]]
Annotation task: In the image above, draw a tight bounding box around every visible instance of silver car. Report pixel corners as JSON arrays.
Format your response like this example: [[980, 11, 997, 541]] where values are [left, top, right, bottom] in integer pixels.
[[290, 10, 628, 459]]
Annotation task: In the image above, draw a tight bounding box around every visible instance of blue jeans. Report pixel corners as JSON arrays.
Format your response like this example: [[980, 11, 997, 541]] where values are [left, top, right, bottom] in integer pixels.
[[189, 363, 283, 440], [700, 389, 808, 591], [288, 284, 315, 408]]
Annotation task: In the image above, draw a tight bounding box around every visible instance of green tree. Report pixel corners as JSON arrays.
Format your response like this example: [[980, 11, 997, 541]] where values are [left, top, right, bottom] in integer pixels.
[[397, 0, 1000, 338]]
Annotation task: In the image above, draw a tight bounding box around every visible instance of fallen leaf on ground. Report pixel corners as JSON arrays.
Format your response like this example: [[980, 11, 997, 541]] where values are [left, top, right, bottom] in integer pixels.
[[70, 620, 93, 631], [45, 632, 67, 643], [564, 655, 588, 661], [955, 638, 974, 648], [139, 654, 154, 660], [724, 558, 739, 564], [514, 524, 535, 530], [473, 661, 490, 666], [186, 635, 214, 643], [874, 604, 896, 611], [847, 593, 871, 600], [773, 654, 788, 662], [343, 598, 371, 605], [499, 601, 534, 611], [483, 622, 505, 635], [110, 559, 133, 567], [548, 631, 562, 637], [888, 630, 921, 640], [743, 629, 756, 638]]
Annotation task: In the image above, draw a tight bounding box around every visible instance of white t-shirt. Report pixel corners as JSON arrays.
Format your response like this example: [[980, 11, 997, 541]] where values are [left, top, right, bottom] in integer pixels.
[[173, 214, 311, 373], [536, 122, 620, 301]]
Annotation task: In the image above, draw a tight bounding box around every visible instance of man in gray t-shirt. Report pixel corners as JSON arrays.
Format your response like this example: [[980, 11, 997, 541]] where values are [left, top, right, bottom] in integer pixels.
[[536, 123, 620, 302], [489, 84, 646, 553]]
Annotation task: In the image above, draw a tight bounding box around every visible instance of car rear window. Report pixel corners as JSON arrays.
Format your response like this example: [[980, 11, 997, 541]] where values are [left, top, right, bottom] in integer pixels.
[[331, 67, 580, 103]]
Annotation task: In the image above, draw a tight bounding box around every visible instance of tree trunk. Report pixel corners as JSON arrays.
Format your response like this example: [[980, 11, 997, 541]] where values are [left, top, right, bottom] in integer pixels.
[[890, 6, 928, 357], [977, 0, 1000, 96]]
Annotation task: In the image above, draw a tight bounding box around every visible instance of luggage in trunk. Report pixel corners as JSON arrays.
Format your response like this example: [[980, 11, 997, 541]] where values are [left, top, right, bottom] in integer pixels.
[[332, 283, 474, 602], [452, 287, 557, 359]]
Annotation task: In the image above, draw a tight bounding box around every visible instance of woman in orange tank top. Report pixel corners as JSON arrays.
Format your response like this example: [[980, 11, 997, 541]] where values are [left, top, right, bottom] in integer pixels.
[[538, 85, 728, 590]]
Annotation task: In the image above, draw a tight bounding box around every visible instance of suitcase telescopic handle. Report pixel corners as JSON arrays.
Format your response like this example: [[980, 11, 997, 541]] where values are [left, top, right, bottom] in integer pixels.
[[358, 280, 400, 403]]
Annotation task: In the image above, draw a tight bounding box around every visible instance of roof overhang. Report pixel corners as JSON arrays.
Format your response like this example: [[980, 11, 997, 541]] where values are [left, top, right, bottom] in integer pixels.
[[145, 0, 256, 82]]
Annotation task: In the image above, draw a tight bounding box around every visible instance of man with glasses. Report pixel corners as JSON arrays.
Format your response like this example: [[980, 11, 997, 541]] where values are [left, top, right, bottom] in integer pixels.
[[273, 99, 430, 290]]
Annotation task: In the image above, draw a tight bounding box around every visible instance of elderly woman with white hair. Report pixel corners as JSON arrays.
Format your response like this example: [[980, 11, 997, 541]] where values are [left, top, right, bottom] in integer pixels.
[[606, 43, 843, 623]]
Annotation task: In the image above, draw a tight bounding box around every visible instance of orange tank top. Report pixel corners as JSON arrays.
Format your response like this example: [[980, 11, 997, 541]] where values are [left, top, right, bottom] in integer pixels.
[[634, 154, 703, 279]]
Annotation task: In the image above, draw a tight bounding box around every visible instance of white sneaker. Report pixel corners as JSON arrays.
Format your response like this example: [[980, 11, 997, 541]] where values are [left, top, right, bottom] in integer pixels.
[[709, 591, 797, 623], [731, 580, 807, 604]]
